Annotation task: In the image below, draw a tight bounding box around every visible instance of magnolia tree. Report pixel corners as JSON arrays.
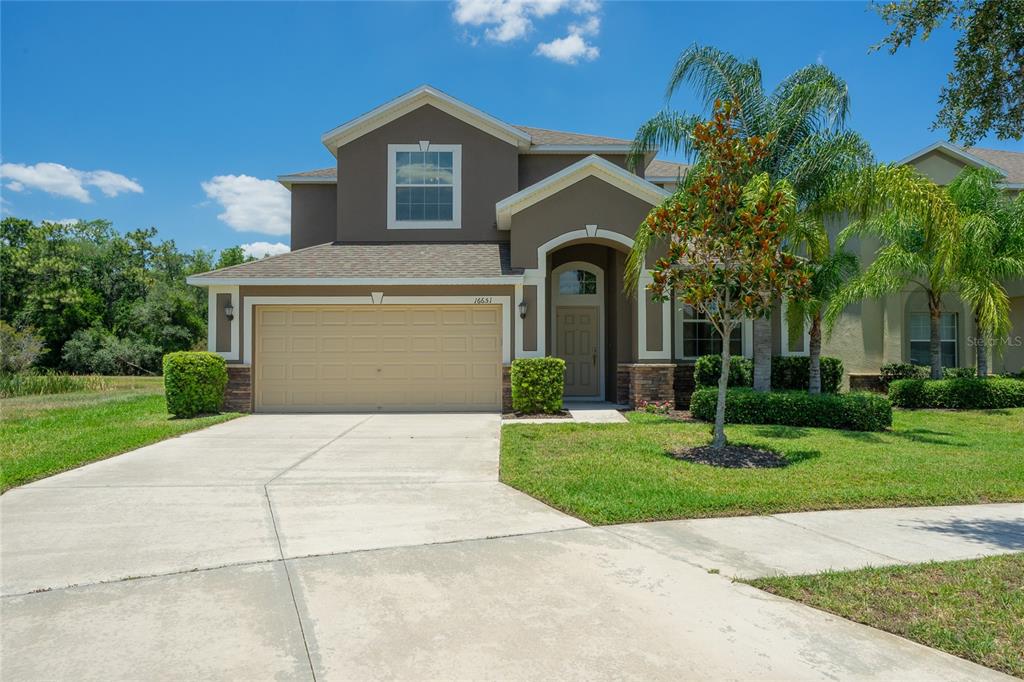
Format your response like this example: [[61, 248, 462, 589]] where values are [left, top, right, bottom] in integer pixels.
[[632, 101, 811, 448]]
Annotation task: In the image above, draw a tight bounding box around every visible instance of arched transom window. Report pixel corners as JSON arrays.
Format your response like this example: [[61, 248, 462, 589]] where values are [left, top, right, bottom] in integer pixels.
[[558, 269, 598, 295]]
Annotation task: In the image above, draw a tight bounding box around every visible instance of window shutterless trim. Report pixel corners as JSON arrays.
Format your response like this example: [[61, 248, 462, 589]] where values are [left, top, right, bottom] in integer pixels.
[[387, 143, 462, 230]]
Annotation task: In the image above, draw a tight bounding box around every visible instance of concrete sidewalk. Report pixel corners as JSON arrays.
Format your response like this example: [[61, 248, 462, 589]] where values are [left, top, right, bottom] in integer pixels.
[[2, 413, 1020, 680], [610, 502, 1024, 578]]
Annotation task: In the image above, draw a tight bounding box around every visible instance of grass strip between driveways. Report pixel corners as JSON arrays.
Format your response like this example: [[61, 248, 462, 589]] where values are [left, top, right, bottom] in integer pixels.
[[1, 389, 239, 491], [499, 409, 1024, 524], [746, 554, 1024, 677]]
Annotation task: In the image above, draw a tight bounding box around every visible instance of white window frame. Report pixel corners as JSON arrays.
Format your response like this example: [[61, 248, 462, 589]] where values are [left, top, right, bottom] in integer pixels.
[[673, 303, 751, 361], [779, 300, 810, 357], [386, 143, 462, 230], [909, 311, 958, 367]]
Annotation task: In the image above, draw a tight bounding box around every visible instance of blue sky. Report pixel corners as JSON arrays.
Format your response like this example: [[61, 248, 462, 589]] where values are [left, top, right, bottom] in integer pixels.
[[3, 1, 1021, 256]]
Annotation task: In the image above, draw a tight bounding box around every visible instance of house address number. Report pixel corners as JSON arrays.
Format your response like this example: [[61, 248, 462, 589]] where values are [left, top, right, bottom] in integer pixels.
[[473, 297, 494, 304]]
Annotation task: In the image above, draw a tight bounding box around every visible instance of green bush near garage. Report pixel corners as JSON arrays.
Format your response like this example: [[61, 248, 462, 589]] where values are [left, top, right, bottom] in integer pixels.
[[888, 377, 1024, 409], [162, 351, 228, 418], [510, 357, 565, 414], [690, 387, 892, 431]]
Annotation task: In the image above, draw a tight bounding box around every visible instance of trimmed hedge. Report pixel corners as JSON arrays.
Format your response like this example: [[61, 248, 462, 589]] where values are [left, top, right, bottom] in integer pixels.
[[771, 356, 843, 394], [690, 388, 892, 431], [888, 377, 1024, 409], [163, 351, 228, 418], [694, 354, 842, 393], [510, 357, 565, 414], [943, 366, 976, 379], [880, 362, 929, 386], [693, 355, 753, 389]]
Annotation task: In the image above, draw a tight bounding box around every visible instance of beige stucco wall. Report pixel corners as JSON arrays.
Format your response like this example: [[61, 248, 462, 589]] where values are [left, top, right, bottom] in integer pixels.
[[907, 149, 968, 186], [518, 154, 632, 190]]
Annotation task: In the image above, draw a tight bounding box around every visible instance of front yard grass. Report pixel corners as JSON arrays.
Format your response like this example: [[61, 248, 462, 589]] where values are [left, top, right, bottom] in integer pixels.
[[1, 378, 239, 491], [499, 409, 1024, 524], [747, 554, 1024, 677]]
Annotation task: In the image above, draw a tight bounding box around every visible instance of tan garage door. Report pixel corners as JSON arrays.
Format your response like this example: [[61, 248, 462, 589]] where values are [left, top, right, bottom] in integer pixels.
[[254, 304, 502, 412]]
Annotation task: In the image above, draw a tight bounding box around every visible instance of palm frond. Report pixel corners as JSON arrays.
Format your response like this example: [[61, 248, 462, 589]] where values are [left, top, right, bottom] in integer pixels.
[[627, 110, 702, 172], [664, 44, 766, 136]]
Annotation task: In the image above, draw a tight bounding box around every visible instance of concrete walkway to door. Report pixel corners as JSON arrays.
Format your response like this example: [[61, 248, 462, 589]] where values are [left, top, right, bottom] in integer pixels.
[[0, 413, 1014, 680]]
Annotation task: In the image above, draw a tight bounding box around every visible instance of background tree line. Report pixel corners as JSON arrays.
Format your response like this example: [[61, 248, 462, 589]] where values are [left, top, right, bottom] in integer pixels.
[[1, 217, 253, 375]]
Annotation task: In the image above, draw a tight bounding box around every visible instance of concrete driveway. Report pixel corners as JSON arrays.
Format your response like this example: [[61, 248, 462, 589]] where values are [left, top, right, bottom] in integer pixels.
[[1, 414, 1010, 680]]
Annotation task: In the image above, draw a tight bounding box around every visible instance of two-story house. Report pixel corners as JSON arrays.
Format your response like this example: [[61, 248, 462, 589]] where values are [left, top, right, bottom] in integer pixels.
[[187, 85, 1024, 413]]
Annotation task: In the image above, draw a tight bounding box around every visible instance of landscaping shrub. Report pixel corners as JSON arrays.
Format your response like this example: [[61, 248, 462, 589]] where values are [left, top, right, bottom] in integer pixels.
[[690, 388, 892, 431], [880, 362, 929, 387], [888, 377, 1024, 409], [943, 366, 976, 379], [771, 356, 844, 393], [510, 357, 565, 414], [162, 352, 228, 417], [693, 355, 754, 389], [63, 327, 162, 376]]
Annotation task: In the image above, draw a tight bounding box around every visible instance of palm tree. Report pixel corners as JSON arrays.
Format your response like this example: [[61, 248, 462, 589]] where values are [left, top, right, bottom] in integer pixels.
[[825, 165, 960, 379], [627, 45, 871, 390], [948, 168, 1024, 375]]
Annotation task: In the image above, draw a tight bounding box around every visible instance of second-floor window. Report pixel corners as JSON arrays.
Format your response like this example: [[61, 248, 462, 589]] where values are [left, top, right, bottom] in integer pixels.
[[387, 143, 462, 229]]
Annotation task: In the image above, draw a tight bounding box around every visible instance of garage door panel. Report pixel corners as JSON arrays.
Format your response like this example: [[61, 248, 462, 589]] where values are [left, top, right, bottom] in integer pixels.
[[255, 304, 501, 412]]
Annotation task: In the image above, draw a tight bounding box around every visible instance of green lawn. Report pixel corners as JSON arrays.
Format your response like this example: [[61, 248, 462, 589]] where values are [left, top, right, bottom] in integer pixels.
[[748, 554, 1024, 677], [500, 409, 1024, 524], [1, 377, 239, 491]]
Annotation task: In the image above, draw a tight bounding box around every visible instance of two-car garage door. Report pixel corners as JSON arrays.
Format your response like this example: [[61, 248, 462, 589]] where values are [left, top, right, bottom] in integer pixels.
[[254, 304, 502, 412]]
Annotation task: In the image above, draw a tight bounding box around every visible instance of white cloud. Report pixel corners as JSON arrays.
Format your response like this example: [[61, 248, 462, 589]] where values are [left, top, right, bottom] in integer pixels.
[[453, 0, 601, 61], [200, 174, 290, 236], [241, 241, 290, 259], [0, 162, 143, 203], [535, 31, 599, 64]]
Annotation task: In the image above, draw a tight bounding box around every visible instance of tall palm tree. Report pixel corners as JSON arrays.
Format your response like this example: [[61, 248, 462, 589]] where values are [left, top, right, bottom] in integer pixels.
[[627, 45, 871, 390], [825, 165, 961, 379], [948, 168, 1024, 375]]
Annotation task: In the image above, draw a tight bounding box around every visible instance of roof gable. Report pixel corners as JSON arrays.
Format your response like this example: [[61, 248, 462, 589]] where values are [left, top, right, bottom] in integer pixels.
[[495, 154, 669, 230], [321, 85, 532, 156], [898, 141, 1008, 176]]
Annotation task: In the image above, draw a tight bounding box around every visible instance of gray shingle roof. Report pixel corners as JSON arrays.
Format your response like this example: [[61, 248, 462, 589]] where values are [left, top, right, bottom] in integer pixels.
[[514, 126, 633, 146], [281, 167, 335, 178], [645, 159, 690, 179], [967, 147, 1024, 184], [189, 242, 521, 280]]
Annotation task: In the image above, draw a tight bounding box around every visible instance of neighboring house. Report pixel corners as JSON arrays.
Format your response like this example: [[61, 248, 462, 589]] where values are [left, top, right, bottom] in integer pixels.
[[825, 142, 1024, 389], [187, 86, 1023, 413]]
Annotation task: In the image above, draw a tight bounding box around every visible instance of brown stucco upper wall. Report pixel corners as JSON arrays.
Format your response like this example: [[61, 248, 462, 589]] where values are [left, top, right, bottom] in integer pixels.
[[517, 154, 633, 190], [908, 149, 968, 186], [509, 175, 654, 269], [290, 184, 337, 250], [335, 104, 518, 243]]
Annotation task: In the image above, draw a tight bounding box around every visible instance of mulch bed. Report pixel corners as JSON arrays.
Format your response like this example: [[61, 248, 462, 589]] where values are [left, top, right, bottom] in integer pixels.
[[669, 444, 787, 468], [502, 410, 572, 420]]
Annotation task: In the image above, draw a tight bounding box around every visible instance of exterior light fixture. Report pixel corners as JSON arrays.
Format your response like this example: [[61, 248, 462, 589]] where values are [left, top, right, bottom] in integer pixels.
[[518, 299, 528, 319], [224, 304, 235, 321]]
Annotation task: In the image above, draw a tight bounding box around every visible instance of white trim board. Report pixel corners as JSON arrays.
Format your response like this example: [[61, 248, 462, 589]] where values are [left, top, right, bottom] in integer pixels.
[[242, 295, 511, 365], [897, 141, 1008, 177], [321, 85, 531, 155], [495, 154, 669, 230], [187, 276, 524, 286]]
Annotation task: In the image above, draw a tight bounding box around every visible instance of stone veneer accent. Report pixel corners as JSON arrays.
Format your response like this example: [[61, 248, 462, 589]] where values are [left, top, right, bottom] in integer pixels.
[[617, 363, 676, 408], [224, 365, 253, 413], [502, 365, 513, 412], [849, 373, 886, 393], [673, 363, 696, 409]]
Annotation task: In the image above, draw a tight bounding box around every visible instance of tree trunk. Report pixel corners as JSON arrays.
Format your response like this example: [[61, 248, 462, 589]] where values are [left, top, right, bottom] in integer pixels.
[[752, 316, 771, 392], [712, 339, 731, 449], [929, 295, 943, 380], [975, 312, 988, 377], [808, 312, 823, 394]]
